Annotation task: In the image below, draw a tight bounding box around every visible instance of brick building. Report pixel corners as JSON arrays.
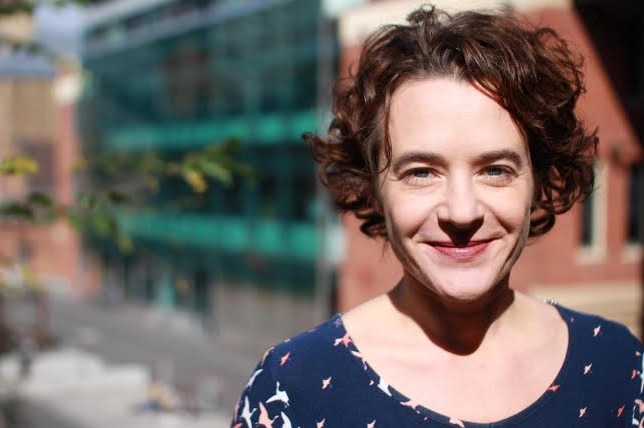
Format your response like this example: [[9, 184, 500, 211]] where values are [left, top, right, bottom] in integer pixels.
[[0, 14, 82, 293]]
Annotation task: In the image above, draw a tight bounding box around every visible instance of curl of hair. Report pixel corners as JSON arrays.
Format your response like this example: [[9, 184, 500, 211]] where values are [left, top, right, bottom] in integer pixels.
[[304, 5, 597, 238]]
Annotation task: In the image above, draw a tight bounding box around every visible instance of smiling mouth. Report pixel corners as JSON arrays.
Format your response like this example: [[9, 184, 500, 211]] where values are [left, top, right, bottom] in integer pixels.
[[430, 240, 491, 260]]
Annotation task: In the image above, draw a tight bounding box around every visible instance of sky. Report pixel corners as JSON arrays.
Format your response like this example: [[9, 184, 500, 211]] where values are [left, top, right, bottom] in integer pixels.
[[33, 3, 83, 57]]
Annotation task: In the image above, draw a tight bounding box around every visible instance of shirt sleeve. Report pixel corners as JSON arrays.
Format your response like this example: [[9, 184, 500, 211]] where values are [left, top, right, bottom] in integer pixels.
[[230, 350, 300, 428]]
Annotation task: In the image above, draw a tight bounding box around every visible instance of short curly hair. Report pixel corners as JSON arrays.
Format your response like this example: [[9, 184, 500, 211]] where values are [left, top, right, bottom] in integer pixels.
[[304, 5, 597, 238]]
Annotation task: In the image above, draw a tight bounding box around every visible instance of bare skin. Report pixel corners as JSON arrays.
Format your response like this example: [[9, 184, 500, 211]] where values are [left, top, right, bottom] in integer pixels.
[[342, 287, 568, 423]]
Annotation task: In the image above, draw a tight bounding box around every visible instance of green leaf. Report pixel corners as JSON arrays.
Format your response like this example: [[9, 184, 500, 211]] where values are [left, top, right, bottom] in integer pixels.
[[79, 193, 98, 210], [117, 233, 133, 253], [182, 167, 208, 193], [198, 159, 233, 185], [0, 202, 34, 220], [107, 190, 129, 205], [90, 214, 117, 236], [67, 212, 85, 230], [0, 155, 39, 176], [27, 192, 53, 208]]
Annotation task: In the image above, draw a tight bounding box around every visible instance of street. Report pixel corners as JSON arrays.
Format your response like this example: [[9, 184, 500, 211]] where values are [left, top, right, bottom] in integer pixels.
[[47, 292, 258, 411], [0, 291, 266, 427]]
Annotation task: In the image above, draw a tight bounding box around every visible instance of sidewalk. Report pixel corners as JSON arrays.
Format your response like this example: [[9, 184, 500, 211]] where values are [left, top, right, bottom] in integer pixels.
[[46, 290, 260, 412], [0, 347, 230, 428], [0, 287, 271, 427]]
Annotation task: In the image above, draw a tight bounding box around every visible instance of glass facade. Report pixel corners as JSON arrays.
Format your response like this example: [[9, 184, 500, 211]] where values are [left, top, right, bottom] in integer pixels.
[[79, 0, 336, 325]]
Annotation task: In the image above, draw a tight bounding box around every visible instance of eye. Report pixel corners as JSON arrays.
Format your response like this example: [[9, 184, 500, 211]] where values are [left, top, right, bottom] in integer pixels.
[[410, 168, 431, 178], [403, 167, 436, 185], [485, 166, 507, 176], [481, 165, 514, 185]]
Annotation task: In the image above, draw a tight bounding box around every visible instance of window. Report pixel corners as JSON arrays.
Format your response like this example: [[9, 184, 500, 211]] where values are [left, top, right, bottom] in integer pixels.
[[627, 164, 643, 245], [577, 162, 606, 263], [580, 192, 595, 247]]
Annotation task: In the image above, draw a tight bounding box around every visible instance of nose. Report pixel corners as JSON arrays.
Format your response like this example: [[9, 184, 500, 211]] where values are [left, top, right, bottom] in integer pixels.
[[436, 177, 484, 233]]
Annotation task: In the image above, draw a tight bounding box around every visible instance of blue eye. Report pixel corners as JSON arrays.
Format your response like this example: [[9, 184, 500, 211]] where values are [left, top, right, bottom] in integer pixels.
[[486, 167, 506, 176], [411, 169, 430, 177]]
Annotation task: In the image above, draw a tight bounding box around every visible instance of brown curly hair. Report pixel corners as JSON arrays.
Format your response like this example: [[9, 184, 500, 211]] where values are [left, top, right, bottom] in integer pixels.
[[304, 5, 597, 239]]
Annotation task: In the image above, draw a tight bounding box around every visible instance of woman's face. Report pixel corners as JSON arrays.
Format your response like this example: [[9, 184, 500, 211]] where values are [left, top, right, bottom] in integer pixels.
[[378, 78, 534, 303]]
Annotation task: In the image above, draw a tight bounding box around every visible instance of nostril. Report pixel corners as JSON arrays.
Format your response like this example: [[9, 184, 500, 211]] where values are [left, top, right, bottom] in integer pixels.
[[438, 218, 484, 244]]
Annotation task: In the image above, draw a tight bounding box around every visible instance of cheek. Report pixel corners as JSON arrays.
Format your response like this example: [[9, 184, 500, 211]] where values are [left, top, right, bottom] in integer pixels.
[[384, 194, 433, 236], [489, 196, 532, 232]]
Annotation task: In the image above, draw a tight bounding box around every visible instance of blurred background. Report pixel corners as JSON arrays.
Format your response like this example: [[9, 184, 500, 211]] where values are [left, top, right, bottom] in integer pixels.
[[0, 0, 641, 426]]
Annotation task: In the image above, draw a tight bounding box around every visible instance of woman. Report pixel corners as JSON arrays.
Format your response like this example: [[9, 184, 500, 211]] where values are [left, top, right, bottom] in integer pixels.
[[231, 6, 643, 427]]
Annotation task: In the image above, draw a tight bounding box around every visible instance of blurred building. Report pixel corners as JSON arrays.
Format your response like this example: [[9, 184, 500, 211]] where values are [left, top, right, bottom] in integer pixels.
[[79, 0, 339, 351], [0, 13, 83, 292], [335, 0, 643, 333]]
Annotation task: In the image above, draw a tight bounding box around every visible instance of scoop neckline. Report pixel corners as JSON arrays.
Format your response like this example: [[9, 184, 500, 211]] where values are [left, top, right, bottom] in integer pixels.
[[334, 302, 572, 427]]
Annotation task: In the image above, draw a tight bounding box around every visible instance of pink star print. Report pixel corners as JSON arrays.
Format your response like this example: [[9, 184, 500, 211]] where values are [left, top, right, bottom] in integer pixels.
[[579, 407, 587, 418], [547, 384, 560, 392], [334, 333, 352, 348], [584, 364, 592, 375], [593, 325, 601, 337], [316, 418, 325, 428], [367, 420, 376, 428], [322, 377, 332, 390], [258, 402, 278, 428], [280, 352, 291, 366], [617, 404, 626, 417]]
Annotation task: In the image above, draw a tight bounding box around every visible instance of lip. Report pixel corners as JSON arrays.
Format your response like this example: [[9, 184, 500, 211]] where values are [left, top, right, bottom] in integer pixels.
[[429, 240, 491, 261]]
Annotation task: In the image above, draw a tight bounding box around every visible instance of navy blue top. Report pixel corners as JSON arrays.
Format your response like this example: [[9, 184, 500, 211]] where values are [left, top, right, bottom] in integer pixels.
[[231, 304, 644, 427]]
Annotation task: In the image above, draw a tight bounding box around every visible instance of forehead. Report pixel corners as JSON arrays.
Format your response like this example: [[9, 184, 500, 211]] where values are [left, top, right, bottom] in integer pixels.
[[387, 78, 527, 161]]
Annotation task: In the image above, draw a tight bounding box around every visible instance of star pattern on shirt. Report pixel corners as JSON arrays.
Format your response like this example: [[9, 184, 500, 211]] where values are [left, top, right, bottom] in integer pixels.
[[258, 402, 278, 428], [449, 417, 465, 427], [334, 332, 352, 348], [617, 404, 625, 417], [280, 351, 291, 366], [232, 309, 643, 428], [266, 381, 290, 406], [322, 376, 332, 390]]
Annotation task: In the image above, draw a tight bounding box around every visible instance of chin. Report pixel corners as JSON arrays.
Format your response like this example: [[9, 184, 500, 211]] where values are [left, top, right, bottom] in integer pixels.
[[421, 271, 509, 305]]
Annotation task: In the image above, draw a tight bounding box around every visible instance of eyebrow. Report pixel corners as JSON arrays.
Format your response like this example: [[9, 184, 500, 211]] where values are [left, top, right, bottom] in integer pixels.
[[391, 152, 446, 175], [475, 150, 525, 168], [390, 149, 525, 174]]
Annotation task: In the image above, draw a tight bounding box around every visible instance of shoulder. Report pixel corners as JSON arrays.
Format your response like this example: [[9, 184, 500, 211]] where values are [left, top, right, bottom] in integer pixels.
[[554, 304, 643, 391], [554, 303, 641, 350], [261, 314, 348, 374], [237, 313, 351, 399], [231, 314, 359, 426]]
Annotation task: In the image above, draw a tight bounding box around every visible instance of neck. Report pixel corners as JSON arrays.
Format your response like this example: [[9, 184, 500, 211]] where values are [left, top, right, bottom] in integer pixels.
[[387, 275, 516, 355]]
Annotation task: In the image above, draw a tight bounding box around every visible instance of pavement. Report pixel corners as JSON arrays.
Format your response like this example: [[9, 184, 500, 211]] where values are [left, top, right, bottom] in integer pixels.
[[0, 347, 230, 428], [0, 289, 267, 428]]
